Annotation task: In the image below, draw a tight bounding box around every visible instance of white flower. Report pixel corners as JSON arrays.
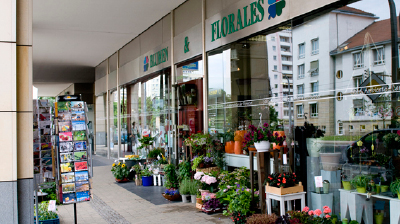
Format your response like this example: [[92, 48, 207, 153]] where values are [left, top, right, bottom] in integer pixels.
[[201, 175, 209, 183], [194, 172, 204, 180], [205, 176, 217, 185]]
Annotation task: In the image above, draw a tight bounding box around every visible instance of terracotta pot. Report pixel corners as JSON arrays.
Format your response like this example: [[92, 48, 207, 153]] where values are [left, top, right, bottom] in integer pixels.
[[273, 131, 285, 137], [196, 198, 203, 204], [225, 141, 235, 153], [248, 147, 256, 151], [116, 177, 129, 183], [234, 141, 243, 154]]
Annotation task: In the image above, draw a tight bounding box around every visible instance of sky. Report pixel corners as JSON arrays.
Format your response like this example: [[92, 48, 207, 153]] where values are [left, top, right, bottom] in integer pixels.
[[349, 0, 400, 20]]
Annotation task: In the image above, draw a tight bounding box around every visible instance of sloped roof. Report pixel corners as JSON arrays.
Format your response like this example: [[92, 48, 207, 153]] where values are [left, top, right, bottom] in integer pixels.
[[335, 6, 376, 17]]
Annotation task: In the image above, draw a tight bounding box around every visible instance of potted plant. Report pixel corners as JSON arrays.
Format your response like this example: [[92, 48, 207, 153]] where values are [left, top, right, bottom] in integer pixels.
[[140, 167, 153, 186], [138, 136, 154, 156], [265, 172, 302, 195], [224, 129, 235, 153], [184, 132, 211, 155], [350, 175, 370, 193], [222, 184, 255, 224], [342, 218, 348, 224], [164, 164, 179, 189], [111, 162, 130, 183], [246, 213, 278, 224], [233, 130, 245, 154], [147, 148, 163, 160], [301, 122, 325, 157], [179, 178, 190, 203], [287, 205, 333, 224], [202, 198, 222, 214], [374, 211, 384, 224], [242, 123, 286, 152], [191, 156, 204, 171], [383, 133, 398, 155], [390, 178, 400, 199], [189, 179, 199, 203], [194, 171, 218, 192], [178, 161, 191, 182], [162, 188, 181, 201], [34, 201, 59, 224]]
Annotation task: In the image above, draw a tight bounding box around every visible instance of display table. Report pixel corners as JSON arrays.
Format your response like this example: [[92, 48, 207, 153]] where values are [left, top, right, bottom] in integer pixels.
[[266, 192, 306, 216], [310, 192, 333, 212], [390, 198, 400, 224], [153, 174, 163, 186]]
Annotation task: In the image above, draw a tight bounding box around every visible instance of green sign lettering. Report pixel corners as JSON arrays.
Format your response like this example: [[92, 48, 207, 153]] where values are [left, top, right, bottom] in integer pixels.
[[148, 47, 168, 68]]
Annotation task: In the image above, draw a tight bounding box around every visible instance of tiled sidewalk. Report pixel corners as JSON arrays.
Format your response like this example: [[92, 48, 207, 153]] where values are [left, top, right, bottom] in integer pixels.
[[58, 156, 231, 224]]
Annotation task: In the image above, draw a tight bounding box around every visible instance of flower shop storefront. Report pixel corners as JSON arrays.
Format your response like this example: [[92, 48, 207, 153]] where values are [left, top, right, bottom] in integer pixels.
[[100, 0, 400, 223]]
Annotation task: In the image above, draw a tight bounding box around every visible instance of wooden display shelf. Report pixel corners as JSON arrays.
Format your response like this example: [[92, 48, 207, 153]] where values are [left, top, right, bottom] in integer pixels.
[[265, 182, 303, 195]]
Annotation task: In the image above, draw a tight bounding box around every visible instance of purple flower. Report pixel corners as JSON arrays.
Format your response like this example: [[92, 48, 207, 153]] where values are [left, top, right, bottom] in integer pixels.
[[263, 123, 269, 128], [237, 184, 240, 188], [236, 189, 239, 193]]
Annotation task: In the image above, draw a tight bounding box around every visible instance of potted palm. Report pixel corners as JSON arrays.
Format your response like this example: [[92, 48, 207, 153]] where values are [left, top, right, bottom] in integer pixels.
[[111, 162, 130, 183], [350, 175, 370, 193]]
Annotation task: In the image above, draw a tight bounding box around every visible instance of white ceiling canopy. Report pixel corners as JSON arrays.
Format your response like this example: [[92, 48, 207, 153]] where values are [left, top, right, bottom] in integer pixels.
[[33, 0, 186, 83]]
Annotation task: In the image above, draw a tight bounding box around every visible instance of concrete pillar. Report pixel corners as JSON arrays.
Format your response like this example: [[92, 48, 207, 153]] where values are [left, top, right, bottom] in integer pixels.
[[16, 0, 33, 223]]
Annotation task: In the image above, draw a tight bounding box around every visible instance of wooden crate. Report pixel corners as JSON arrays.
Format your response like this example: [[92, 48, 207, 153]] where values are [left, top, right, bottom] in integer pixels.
[[196, 166, 220, 173], [265, 182, 303, 195]]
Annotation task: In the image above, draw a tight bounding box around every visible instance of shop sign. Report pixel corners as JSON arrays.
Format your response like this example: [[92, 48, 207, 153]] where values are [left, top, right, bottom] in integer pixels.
[[144, 47, 169, 72], [211, 0, 286, 42]]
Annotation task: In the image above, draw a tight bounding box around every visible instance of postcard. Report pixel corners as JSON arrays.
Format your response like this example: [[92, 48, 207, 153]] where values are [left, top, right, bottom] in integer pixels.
[[59, 142, 73, 152], [60, 162, 74, 173], [61, 172, 75, 183], [59, 132, 72, 141], [39, 113, 51, 121], [74, 141, 87, 151], [58, 113, 71, 122], [71, 101, 84, 110], [41, 150, 52, 158], [75, 161, 88, 171], [34, 151, 39, 159], [57, 102, 71, 113], [42, 158, 52, 166], [75, 171, 89, 181], [60, 152, 74, 163], [72, 121, 86, 131], [41, 128, 52, 135], [41, 143, 52, 150], [39, 121, 51, 129], [71, 111, 85, 121], [59, 122, 71, 132], [34, 143, 40, 152], [76, 191, 90, 202], [74, 151, 87, 161], [73, 131, 86, 141], [40, 135, 52, 143], [75, 181, 89, 192], [63, 193, 76, 204], [62, 183, 75, 193]]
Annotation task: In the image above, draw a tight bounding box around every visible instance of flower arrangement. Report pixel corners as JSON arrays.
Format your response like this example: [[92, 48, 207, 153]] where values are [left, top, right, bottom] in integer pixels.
[[202, 198, 221, 211], [216, 167, 253, 205], [194, 172, 218, 191], [287, 206, 333, 224], [164, 188, 179, 196], [184, 132, 211, 154], [111, 162, 130, 180], [223, 184, 258, 223], [242, 123, 286, 148], [265, 172, 298, 188]]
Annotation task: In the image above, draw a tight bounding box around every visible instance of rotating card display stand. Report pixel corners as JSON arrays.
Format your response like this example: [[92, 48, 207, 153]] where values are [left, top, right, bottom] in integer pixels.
[[55, 95, 93, 224]]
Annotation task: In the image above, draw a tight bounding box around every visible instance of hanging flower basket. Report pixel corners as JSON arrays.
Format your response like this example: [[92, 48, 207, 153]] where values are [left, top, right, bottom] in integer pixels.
[[254, 141, 270, 152]]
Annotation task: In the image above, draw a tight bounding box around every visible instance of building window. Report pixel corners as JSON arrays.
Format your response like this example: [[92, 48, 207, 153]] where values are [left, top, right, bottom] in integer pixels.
[[299, 43, 305, 59], [273, 55, 277, 61], [311, 38, 319, 55], [274, 74, 278, 79], [274, 65, 278, 71], [337, 92, 343, 101], [338, 122, 343, 135], [274, 93, 278, 97], [373, 47, 385, 65], [353, 51, 364, 69], [284, 110, 289, 116], [310, 103, 318, 118], [309, 60, 319, 76], [298, 64, 305, 79], [360, 125, 366, 132], [349, 125, 354, 131], [354, 75, 363, 89], [297, 84, 304, 96], [311, 82, 319, 96], [336, 70, 343, 79], [297, 105, 304, 118], [274, 84, 278, 88], [353, 99, 364, 116], [321, 126, 326, 132], [373, 125, 379, 130], [271, 36, 275, 41], [273, 46, 276, 51]]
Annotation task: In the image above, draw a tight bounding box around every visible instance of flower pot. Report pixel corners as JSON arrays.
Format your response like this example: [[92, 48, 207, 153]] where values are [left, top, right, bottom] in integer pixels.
[[191, 195, 197, 203], [116, 177, 129, 183], [342, 219, 348, 224], [142, 176, 153, 186], [306, 138, 322, 157], [273, 131, 285, 137], [199, 189, 209, 195], [234, 141, 243, 154], [332, 217, 338, 224], [323, 182, 330, 194], [342, 181, 352, 190], [196, 197, 203, 204], [381, 185, 389, 192], [356, 187, 366, 193], [248, 147, 256, 151], [320, 152, 342, 171], [374, 213, 384, 224], [225, 141, 235, 153], [34, 215, 60, 224], [181, 194, 190, 203], [135, 178, 142, 186], [254, 141, 270, 152], [162, 193, 181, 201]]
